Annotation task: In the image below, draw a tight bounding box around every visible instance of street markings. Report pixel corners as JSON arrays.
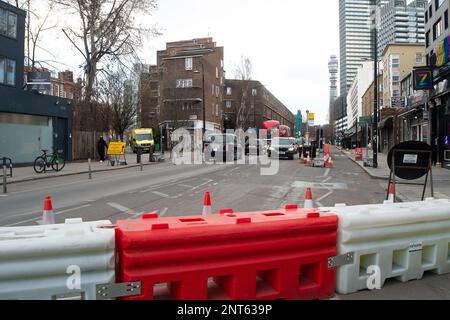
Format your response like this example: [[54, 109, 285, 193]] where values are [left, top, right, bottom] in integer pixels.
[[323, 168, 331, 177], [152, 191, 170, 198], [159, 207, 168, 217], [107, 202, 137, 215]]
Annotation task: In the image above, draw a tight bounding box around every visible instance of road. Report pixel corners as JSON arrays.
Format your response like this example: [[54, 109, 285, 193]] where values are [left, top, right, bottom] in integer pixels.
[[0, 146, 385, 226], [1, 145, 448, 300]]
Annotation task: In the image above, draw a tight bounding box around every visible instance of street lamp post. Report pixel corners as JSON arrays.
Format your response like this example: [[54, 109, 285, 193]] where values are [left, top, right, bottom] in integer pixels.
[[371, 1, 379, 168]]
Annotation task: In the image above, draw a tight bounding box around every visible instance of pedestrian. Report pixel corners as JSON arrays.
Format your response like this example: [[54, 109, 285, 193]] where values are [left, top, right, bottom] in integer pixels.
[[97, 136, 108, 163]]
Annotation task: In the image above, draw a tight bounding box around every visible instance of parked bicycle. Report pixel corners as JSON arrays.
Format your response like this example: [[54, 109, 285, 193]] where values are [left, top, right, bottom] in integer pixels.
[[33, 149, 66, 174]]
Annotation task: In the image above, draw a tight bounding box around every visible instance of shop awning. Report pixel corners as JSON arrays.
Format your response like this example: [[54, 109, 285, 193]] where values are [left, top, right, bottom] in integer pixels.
[[378, 116, 393, 129], [398, 107, 420, 119]]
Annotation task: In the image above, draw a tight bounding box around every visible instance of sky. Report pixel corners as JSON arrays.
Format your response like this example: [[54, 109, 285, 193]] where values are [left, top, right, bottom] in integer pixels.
[[32, 0, 340, 125]]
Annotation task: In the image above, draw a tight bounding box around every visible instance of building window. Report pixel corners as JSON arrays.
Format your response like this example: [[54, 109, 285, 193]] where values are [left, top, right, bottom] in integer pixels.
[[226, 87, 232, 95], [226, 100, 232, 108], [216, 104, 219, 116], [0, 8, 17, 39], [436, 0, 444, 10], [212, 84, 215, 95], [391, 54, 400, 68], [393, 90, 400, 97], [252, 89, 257, 96], [185, 57, 193, 71], [426, 31, 430, 48], [212, 103, 215, 115], [215, 86, 219, 97], [0, 57, 15, 86], [416, 53, 423, 63], [216, 67, 219, 78], [176, 79, 193, 88], [433, 19, 442, 40], [445, 10, 449, 29], [429, 5, 433, 19]]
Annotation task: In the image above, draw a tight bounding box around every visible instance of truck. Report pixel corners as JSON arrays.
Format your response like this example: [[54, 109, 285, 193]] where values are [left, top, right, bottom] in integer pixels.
[[130, 128, 155, 153]]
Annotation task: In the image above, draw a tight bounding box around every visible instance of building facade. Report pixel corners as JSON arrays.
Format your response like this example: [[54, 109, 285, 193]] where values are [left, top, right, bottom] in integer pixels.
[[333, 95, 348, 145], [377, 0, 427, 57], [0, 1, 73, 164], [222, 79, 294, 132], [139, 65, 160, 130], [328, 55, 339, 125], [425, 0, 450, 168], [339, 0, 374, 95], [382, 43, 426, 108]]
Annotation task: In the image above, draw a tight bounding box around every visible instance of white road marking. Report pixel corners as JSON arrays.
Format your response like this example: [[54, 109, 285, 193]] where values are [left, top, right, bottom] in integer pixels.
[[291, 181, 347, 190], [4, 204, 92, 227], [152, 191, 170, 198], [0, 194, 8, 197], [178, 184, 195, 188], [317, 189, 334, 202], [159, 208, 168, 217], [107, 202, 137, 215]]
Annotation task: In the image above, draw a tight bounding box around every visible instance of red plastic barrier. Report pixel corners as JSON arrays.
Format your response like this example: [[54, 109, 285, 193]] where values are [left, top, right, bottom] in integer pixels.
[[115, 207, 338, 300], [355, 148, 363, 161]]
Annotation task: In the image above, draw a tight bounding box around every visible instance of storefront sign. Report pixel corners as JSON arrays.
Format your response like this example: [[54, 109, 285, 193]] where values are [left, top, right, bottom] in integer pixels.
[[413, 68, 433, 90], [27, 72, 51, 92], [391, 96, 406, 108]]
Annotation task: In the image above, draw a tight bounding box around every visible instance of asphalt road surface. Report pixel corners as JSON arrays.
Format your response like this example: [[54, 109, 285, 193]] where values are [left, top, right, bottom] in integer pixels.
[[1, 146, 449, 300]]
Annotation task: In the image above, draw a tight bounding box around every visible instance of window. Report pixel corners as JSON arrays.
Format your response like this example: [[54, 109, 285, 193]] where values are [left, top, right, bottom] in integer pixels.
[[185, 57, 193, 71], [436, 0, 444, 10], [391, 54, 400, 68], [176, 79, 193, 88], [393, 90, 400, 97], [226, 101, 232, 108], [212, 103, 215, 115], [226, 87, 232, 95], [215, 86, 219, 97], [216, 104, 219, 116], [445, 10, 449, 30], [430, 5, 433, 19], [433, 19, 443, 40], [0, 57, 15, 86], [416, 53, 423, 63], [252, 89, 257, 96], [212, 84, 215, 95], [0, 8, 17, 39], [216, 67, 219, 78], [426, 31, 430, 48]]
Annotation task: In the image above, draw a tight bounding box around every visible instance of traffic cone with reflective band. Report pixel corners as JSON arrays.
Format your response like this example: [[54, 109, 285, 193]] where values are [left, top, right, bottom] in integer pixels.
[[305, 154, 312, 167], [304, 188, 314, 209], [387, 183, 395, 202], [42, 194, 55, 224], [202, 192, 212, 216]]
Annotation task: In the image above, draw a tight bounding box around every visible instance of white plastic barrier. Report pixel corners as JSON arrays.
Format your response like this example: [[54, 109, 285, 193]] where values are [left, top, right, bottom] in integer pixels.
[[320, 198, 450, 294], [0, 218, 115, 300]]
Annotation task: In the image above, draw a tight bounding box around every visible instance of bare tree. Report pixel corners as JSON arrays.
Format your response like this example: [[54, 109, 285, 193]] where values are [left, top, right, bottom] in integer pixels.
[[55, 0, 160, 102], [97, 66, 137, 141], [233, 55, 254, 130]]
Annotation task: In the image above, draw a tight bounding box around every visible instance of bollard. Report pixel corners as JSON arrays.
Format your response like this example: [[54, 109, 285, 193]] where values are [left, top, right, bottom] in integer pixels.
[[2, 165, 6, 194], [88, 158, 92, 180], [140, 159, 143, 172], [149, 145, 154, 163], [136, 146, 142, 164]]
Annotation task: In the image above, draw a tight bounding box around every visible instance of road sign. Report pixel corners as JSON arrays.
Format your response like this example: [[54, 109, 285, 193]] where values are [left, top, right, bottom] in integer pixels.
[[308, 113, 315, 127], [107, 142, 126, 156], [359, 116, 371, 125]]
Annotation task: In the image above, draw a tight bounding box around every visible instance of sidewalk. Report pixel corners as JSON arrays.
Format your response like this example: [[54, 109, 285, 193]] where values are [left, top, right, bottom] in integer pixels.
[[337, 147, 450, 201], [2, 151, 170, 185]]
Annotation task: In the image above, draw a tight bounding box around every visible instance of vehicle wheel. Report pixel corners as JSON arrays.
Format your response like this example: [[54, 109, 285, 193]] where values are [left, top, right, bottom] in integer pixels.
[[51, 156, 66, 172], [33, 156, 46, 174]]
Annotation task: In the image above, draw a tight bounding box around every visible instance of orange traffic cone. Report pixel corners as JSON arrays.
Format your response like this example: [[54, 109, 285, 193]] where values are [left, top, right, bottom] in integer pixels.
[[202, 192, 212, 216], [387, 183, 395, 202], [304, 188, 314, 209], [42, 194, 55, 224]]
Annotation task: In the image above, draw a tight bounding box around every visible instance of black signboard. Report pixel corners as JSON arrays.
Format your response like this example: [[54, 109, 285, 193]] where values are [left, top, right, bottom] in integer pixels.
[[391, 96, 405, 108], [27, 72, 51, 92], [387, 141, 434, 201], [413, 68, 433, 90]]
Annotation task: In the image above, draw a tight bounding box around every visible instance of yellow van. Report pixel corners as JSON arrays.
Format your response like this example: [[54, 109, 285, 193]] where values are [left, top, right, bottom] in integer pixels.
[[130, 128, 154, 153]]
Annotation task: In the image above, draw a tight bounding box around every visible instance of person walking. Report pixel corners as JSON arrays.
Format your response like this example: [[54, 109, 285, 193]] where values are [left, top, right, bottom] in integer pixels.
[[97, 136, 108, 163]]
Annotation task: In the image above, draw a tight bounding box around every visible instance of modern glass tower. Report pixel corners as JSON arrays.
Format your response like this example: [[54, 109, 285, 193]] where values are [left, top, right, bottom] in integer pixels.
[[378, 0, 427, 57], [339, 0, 374, 96]]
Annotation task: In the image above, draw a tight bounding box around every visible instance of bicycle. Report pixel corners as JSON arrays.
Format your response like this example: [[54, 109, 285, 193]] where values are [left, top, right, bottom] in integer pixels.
[[33, 149, 66, 174]]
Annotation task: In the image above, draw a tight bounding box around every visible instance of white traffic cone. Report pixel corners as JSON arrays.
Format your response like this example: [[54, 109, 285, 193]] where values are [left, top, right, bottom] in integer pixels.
[[304, 188, 314, 209], [202, 192, 212, 216], [42, 194, 55, 224]]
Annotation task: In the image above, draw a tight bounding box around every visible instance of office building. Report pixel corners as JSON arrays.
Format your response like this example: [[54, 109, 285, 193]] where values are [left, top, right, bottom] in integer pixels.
[[328, 55, 339, 124]]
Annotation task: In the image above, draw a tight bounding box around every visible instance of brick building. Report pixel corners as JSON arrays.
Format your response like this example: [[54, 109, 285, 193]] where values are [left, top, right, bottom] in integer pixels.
[[144, 37, 225, 148], [139, 65, 160, 129], [222, 79, 294, 131]]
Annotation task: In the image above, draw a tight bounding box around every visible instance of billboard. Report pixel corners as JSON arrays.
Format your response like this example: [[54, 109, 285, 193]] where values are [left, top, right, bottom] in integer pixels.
[[391, 96, 406, 108], [307, 113, 315, 127], [27, 72, 51, 92], [413, 68, 433, 90]]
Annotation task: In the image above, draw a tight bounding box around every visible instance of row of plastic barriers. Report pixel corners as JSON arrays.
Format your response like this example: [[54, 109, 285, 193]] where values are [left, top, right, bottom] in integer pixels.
[[1, 198, 450, 300]]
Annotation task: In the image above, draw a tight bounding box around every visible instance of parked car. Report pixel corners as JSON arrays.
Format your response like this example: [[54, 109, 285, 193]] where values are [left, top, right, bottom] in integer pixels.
[[267, 137, 297, 160], [204, 133, 243, 162]]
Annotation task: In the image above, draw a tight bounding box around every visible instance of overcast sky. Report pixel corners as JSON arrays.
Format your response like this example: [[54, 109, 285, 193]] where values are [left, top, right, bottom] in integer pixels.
[[35, 0, 340, 125]]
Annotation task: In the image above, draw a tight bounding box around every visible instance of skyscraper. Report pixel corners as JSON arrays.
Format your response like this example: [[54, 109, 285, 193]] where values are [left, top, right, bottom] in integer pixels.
[[328, 55, 339, 124], [339, 0, 374, 96], [377, 0, 427, 57]]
